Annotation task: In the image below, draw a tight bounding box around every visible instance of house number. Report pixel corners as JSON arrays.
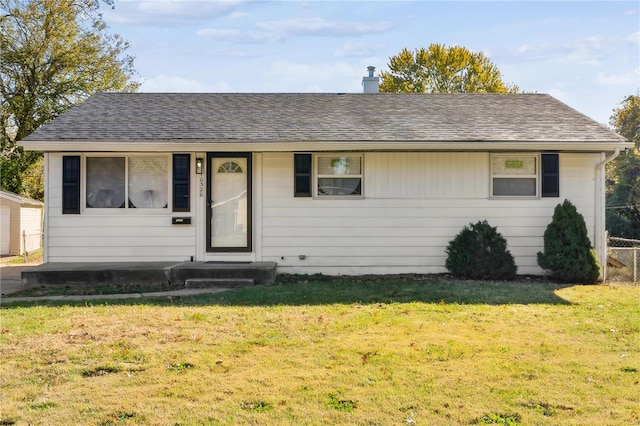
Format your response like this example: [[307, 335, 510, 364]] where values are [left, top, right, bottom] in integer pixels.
[[199, 176, 204, 197]]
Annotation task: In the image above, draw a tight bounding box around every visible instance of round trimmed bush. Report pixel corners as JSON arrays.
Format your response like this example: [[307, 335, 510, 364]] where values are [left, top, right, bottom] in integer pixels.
[[537, 199, 600, 283], [445, 220, 517, 280]]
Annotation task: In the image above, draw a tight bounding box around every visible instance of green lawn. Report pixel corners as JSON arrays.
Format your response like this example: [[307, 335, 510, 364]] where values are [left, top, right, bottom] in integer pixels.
[[1, 276, 638, 425]]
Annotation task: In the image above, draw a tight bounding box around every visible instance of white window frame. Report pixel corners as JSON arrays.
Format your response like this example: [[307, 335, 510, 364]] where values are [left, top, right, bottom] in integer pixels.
[[314, 153, 364, 198], [82, 154, 172, 213], [490, 153, 540, 198]]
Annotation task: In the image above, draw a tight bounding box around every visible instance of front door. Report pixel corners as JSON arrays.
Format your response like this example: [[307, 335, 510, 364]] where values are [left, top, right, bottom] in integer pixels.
[[206, 153, 252, 252]]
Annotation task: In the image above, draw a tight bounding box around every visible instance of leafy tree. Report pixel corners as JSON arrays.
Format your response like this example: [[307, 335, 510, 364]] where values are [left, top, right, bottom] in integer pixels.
[[20, 155, 43, 200], [537, 200, 600, 283], [0, 0, 139, 198], [606, 93, 640, 239], [445, 220, 517, 280], [380, 44, 519, 94]]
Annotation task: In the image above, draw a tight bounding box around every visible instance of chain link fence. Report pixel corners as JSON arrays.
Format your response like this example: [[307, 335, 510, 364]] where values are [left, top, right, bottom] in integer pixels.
[[606, 234, 639, 284]]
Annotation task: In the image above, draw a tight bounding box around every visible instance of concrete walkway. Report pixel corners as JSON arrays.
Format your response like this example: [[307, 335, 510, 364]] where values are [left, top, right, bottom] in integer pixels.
[[0, 262, 35, 296], [1, 287, 229, 304]]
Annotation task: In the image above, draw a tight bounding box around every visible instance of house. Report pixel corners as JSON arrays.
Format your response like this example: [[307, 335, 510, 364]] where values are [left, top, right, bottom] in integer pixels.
[[20, 71, 632, 278], [0, 189, 44, 256]]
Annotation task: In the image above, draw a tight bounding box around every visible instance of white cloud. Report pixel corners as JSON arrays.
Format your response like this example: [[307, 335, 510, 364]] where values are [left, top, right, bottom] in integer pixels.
[[229, 11, 250, 19], [101, 1, 248, 27], [255, 17, 393, 37], [198, 17, 393, 45], [140, 75, 231, 92], [197, 28, 282, 44], [514, 32, 638, 64], [597, 70, 640, 86], [208, 48, 261, 58], [625, 31, 640, 45]]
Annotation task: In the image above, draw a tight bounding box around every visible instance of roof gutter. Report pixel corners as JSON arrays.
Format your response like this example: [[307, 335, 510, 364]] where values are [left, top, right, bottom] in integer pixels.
[[597, 147, 621, 168], [18, 140, 634, 153]]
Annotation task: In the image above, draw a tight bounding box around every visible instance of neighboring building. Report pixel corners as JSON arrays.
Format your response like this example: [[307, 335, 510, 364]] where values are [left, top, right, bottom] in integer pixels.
[[19, 71, 632, 277], [0, 189, 44, 256]]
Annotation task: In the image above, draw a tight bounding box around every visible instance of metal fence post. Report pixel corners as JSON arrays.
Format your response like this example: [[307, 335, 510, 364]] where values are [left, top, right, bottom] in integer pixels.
[[22, 230, 27, 262], [634, 246, 638, 284], [604, 230, 609, 283]]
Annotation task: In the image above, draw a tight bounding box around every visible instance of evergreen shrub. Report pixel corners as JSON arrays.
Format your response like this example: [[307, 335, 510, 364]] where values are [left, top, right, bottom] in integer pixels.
[[537, 199, 600, 283], [445, 220, 517, 280]]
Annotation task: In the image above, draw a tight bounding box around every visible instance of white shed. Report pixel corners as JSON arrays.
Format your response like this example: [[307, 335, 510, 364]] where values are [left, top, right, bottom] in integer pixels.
[[0, 189, 44, 256]]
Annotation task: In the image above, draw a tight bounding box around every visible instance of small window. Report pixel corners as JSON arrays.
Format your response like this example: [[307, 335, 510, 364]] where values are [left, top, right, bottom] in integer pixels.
[[491, 154, 538, 197], [86, 156, 169, 209], [316, 154, 363, 197], [218, 161, 243, 173]]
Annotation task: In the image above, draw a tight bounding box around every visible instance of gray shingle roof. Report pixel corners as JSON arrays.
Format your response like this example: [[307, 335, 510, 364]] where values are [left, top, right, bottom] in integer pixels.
[[23, 92, 626, 143]]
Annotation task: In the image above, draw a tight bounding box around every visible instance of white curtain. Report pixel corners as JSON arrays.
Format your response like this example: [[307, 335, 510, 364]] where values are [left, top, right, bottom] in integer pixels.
[[128, 157, 168, 208], [86, 157, 126, 208]]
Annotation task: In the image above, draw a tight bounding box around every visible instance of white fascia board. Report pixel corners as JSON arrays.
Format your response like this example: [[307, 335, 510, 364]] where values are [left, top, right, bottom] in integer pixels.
[[19, 139, 634, 153]]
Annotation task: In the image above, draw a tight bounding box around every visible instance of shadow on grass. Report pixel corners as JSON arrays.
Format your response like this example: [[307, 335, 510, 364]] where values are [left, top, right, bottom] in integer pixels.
[[1, 275, 575, 308]]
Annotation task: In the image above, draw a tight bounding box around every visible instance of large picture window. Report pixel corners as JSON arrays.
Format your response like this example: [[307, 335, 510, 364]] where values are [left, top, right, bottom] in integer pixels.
[[491, 154, 538, 197], [86, 156, 169, 209], [316, 154, 363, 197]]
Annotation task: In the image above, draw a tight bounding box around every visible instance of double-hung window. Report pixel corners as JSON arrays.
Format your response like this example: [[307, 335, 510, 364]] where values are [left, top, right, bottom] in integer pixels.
[[85, 156, 169, 209], [316, 154, 363, 197], [491, 153, 560, 198], [491, 154, 538, 197]]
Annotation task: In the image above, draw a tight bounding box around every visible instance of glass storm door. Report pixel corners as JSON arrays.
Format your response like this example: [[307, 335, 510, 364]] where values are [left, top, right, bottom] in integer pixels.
[[207, 153, 252, 252]]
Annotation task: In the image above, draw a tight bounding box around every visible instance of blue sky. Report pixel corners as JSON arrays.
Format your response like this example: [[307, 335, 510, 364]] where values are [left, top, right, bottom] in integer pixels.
[[101, 1, 639, 125]]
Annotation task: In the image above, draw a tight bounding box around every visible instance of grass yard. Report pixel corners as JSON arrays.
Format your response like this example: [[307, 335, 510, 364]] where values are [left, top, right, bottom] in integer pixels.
[[1, 276, 638, 425]]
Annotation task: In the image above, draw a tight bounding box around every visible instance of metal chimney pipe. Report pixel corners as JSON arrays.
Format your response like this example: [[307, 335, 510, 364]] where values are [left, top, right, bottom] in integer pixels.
[[367, 66, 375, 77]]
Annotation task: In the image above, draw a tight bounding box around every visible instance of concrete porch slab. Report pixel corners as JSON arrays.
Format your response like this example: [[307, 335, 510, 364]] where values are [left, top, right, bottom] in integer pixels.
[[19, 261, 277, 290]]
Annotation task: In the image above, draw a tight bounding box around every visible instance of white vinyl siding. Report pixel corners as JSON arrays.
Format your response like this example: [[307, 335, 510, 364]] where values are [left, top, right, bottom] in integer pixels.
[[366, 152, 488, 198], [261, 152, 597, 276], [46, 154, 195, 262], [45, 151, 599, 272]]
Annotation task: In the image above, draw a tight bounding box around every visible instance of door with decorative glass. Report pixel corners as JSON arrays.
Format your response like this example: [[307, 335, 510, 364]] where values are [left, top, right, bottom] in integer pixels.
[[206, 153, 252, 252]]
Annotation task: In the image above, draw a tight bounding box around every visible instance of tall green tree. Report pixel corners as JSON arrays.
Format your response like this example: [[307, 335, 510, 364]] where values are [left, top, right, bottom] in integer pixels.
[[0, 0, 138, 198], [606, 93, 640, 239], [380, 44, 519, 94]]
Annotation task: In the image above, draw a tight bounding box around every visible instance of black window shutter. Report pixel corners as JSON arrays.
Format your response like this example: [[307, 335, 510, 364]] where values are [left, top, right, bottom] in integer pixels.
[[173, 154, 190, 212], [62, 156, 81, 214], [294, 154, 312, 197], [541, 153, 559, 197]]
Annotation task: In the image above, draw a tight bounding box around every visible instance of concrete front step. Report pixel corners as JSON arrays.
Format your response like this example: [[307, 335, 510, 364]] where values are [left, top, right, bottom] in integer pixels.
[[185, 278, 255, 288], [170, 261, 276, 285]]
